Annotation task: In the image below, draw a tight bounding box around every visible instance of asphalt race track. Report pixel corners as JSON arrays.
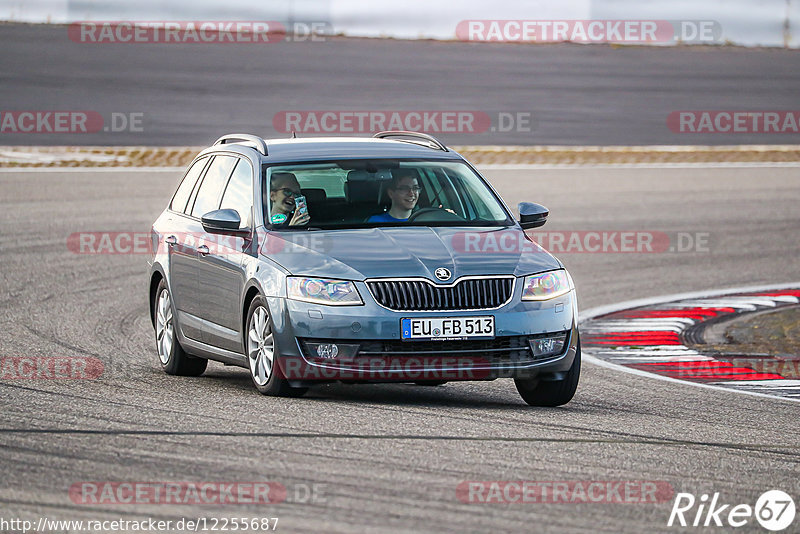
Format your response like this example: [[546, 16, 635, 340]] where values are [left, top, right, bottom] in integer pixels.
[[0, 164, 798, 532], [1, 23, 800, 146]]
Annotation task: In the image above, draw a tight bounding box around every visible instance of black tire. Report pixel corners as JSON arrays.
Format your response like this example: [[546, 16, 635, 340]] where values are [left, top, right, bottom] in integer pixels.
[[153, 279, 207, 377], [245, 295, 308, 397], [514, 339, 580, 407]]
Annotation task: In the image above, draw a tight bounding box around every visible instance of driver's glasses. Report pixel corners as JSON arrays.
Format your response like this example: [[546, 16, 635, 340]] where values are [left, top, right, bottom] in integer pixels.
[[273, 187, 301, 198], [394, 185, 421, 194]]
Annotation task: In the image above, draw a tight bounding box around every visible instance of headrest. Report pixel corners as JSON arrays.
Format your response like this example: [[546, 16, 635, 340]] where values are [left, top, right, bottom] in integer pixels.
[[345, 180, 380, 203], [301, 188, 327, 204]]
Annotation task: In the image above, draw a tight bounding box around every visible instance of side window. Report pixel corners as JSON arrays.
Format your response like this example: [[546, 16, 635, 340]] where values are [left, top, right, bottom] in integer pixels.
[[219, 159, 254, 228], [170, 157, 208, 213], [190, 155, 237, 218]]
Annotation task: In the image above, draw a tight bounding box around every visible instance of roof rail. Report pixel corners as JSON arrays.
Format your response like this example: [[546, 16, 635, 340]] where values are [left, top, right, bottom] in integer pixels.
[[213, 133, 268, 156], [373, 131, 448, 152]]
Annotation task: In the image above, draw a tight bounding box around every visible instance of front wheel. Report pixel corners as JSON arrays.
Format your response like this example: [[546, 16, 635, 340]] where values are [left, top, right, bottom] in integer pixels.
[[245, 295, 308, 397], [154, 279, 207, 376], [514, 339, 580, 407]]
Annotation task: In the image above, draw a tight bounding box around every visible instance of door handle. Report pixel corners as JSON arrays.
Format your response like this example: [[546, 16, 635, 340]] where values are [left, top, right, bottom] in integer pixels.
[[165, 235, 177, 246], [198, 245, 210, 256]]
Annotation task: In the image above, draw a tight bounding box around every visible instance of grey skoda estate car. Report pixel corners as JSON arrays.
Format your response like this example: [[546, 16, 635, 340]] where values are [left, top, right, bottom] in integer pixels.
[[148, 131, 580, 406]]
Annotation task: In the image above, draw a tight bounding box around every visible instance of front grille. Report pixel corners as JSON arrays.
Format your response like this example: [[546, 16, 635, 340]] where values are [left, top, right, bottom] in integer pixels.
[[367, 277, 514, 311]]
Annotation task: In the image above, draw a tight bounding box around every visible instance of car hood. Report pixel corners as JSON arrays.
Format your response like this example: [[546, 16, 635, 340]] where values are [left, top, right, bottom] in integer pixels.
[[262, 226, 562, 280]]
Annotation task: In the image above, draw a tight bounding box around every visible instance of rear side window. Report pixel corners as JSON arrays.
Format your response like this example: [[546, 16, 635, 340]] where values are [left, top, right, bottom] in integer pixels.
[[219, 158, 254, 228], [190, 155, 237, 218], [170, 157, 208, 212], [264, 164, 348, 199]]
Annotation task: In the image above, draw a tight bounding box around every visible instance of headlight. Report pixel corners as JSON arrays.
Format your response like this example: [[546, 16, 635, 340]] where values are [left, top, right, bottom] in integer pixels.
[[287, 277, 363, 305], [521, 270, 571, 301]]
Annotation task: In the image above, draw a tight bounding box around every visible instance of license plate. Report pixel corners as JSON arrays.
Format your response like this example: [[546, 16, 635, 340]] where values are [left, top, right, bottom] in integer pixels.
[[401, 316, 495, 341]]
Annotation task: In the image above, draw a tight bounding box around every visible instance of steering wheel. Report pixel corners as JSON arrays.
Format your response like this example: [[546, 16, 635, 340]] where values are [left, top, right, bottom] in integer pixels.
[[406, 207, 464, 223]]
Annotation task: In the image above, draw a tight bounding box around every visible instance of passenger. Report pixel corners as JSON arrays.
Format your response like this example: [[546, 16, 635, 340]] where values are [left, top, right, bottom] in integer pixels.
[[266, 172, 310, 227], [367, 171, 420, 223]]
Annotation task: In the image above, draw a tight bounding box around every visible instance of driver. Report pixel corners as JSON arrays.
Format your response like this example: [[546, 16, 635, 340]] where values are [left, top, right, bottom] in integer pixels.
[[367, 170, 420, 223]]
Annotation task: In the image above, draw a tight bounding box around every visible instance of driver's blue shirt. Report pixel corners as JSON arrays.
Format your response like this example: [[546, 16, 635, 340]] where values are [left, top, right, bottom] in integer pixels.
[[367, 213, 407, 223]]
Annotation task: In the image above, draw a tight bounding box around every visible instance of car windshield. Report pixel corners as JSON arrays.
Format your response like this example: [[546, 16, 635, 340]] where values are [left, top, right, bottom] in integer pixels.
[[263, 159, 512, 230]]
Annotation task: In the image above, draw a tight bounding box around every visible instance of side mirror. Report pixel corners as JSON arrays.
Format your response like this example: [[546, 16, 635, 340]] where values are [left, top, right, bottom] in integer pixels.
[[201, 209, 248, 234], [518, 202, 549, 229]]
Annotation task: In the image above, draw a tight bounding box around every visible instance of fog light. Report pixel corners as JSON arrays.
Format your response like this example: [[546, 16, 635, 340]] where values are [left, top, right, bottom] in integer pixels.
[[529, 332, 568, 359], [316, 343, 339, 359], [302, 341, 360, 361]]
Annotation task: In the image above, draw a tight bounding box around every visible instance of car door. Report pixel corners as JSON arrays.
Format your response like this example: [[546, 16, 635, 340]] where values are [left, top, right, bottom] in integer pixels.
[[195, 157, 255, 353], [165, 156, 209, 342], [184, 154, 239, 343]]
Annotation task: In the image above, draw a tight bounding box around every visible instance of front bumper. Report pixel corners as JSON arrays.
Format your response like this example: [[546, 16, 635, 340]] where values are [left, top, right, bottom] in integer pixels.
[[267, 287, 579, 382]]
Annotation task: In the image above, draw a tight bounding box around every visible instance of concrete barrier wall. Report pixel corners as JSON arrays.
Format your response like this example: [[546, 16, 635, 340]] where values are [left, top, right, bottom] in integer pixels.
[[0, 0, 796, 47]]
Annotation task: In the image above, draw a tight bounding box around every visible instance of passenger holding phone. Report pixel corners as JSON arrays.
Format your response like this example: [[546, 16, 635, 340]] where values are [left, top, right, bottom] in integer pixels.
[[267, 172, 310, 227]]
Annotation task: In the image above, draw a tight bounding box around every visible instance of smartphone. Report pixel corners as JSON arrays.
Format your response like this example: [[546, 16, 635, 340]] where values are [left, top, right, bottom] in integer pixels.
[[294, 195, 308, 217]]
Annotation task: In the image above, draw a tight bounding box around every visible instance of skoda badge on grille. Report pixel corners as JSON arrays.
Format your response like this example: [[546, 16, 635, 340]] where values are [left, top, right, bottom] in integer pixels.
[[434, 268, 452, 281]]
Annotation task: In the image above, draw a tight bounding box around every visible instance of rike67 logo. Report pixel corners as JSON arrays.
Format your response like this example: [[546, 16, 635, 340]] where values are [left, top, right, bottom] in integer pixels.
[[668, 490, 795, 531]]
